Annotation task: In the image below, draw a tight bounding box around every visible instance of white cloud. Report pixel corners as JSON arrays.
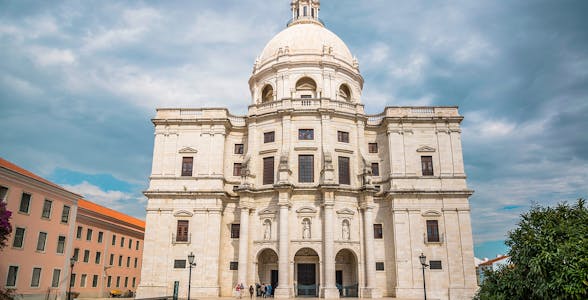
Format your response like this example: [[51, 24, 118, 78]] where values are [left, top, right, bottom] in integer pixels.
[[62, 181, 145, 213], [29, 47, 76, 66], [0, 74, 43, 96]]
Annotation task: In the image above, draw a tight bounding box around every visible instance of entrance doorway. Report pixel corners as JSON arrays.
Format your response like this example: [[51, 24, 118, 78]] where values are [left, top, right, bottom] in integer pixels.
[[257, 248, 278, 295], [335, 249, 358, 297], [294, 248, 320, 297]]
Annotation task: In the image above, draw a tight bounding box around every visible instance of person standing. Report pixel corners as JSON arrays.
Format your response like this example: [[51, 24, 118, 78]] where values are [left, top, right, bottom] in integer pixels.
[[249, 285, 254, 298]]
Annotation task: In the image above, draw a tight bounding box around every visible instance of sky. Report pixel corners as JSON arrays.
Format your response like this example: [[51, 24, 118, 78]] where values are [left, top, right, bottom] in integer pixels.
[[1, 0, 587, 260]]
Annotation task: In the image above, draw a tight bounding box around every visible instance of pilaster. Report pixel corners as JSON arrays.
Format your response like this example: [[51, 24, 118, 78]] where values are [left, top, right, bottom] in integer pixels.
[[360, 190, 381, 298], [321, 188, 339, 298], [274, 186, 292, 298]]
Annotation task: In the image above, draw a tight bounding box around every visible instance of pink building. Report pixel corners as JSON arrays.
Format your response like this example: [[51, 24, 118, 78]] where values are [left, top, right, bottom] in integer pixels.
[[0, 158, 145, 299], [0, 158, 80, 300], [71, 200, 145, 298]]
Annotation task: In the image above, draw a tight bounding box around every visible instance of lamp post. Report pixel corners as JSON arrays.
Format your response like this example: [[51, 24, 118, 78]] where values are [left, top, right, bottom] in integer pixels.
[[419, 253, 429, 300], [187, 252, 196, 300], [68, 257, 76, 300]]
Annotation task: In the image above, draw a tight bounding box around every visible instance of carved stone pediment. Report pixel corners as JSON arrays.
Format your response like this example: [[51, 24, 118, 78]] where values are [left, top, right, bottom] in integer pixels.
[[421, 210, 442, 217], [416, 146, 436, 153], [336, 208, 355, 217], [296, 206, 317, 218], [173, 210, 193, 217], [179, 147, 198, 154], [258, 208, 276, 220]]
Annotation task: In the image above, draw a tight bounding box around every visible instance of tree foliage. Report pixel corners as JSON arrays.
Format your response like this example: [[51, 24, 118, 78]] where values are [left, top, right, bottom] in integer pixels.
[[0, 201, 12, 250], [476, 199, 588, 299]]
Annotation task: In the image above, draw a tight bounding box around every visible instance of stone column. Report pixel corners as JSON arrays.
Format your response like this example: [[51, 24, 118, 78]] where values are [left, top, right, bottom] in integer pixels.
[[361, 192, 381, 298], [274, 203, 291, 298], [237, 206, 250, 286], [322, 189, 339, 298]]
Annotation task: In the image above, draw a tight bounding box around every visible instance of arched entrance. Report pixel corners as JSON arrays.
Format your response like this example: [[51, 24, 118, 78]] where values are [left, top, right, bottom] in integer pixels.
[[257, 249, 279, 296], [335, 249, 358, 297], [294, 248, 320, 297]]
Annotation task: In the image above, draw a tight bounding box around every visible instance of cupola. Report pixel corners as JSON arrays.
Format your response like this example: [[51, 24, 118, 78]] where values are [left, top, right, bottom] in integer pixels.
[[289, 0, 322, 27]]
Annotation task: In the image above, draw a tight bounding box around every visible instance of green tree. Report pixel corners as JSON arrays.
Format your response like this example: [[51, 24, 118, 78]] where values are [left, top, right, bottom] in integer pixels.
[[476, 199, 588, 300], [0, 201, 11, 249]]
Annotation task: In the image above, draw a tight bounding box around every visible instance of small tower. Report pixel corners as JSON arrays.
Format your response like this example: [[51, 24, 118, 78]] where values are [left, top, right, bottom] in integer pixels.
[[289, 0, 322, 27]]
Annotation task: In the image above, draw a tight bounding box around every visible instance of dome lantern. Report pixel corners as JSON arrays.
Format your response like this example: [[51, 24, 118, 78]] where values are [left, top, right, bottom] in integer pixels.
[[289, 0, 322, 27]]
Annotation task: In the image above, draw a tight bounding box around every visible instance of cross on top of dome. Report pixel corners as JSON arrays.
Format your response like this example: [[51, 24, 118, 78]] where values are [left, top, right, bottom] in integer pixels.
[[289, 0, 323, 27]]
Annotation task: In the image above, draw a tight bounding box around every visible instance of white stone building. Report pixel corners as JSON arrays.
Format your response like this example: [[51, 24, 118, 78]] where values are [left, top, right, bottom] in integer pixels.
[[137, 1, 478, 299]]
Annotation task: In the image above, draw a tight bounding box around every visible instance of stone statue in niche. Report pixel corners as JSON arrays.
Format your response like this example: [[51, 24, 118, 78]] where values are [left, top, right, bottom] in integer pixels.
[[342, 220, 350, 240], [302, 218, 311, 239], [263, 220, 271, 240]]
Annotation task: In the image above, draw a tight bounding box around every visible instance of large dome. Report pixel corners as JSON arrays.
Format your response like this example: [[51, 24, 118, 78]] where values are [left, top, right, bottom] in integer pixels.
[[258, 23, 355, 66]]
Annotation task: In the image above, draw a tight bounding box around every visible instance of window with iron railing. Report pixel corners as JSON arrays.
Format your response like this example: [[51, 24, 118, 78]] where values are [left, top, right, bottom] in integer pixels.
[[175, 220, 189, 243]]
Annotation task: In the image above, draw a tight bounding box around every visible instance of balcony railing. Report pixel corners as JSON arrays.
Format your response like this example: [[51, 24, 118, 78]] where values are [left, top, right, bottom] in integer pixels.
[[172, 233, 191, 244], [423, 232, 444, 244], [287, 16, 324, 27]]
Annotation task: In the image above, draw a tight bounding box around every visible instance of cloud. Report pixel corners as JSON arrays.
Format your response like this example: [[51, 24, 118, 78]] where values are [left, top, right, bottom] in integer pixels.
[[62, 181, 146, 218]]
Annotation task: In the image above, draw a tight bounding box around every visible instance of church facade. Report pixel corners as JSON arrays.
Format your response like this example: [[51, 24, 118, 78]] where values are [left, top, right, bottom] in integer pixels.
[[136, 1, 477, 299]]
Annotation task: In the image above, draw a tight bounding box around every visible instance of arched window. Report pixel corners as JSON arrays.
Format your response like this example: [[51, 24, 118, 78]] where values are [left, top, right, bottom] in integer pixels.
[[303, 6, 308, 17], [261, 85, 274, 103], [338, 84, 352, 102], [295, 77, 317, 98]]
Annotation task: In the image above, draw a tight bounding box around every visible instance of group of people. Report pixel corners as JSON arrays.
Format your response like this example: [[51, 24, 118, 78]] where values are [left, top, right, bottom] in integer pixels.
[[235, 283, 273, 298]]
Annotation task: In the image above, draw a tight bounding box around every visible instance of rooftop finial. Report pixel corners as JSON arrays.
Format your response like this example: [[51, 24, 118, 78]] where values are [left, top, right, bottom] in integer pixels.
[[289, 0, 323, 27]]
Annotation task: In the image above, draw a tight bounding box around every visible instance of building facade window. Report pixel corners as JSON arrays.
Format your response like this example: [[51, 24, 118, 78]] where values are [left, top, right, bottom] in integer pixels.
[[132, 277, 136, 288], [19, 193, 31, 213], [112, 235, 116, 245], [298, 155, 314, 183], [6, 266, 18, 287], [128, 239, 132, 249], [231, 224, 240, 239], [426, 220, 440, 242], [233, 163, 242, 176], [73, 248, 79, 261], [109, 254, 114, 266], [174, 260, 186, 269], [116, 276, 120, 288], [126, 257, 130, 268], [41, 199, 52, 219], [98, 231, 103, 243], [120, 237, 125, 247], [61, 205, 70, 223], [298, 129, 314, 140], [13, 227, 25, 248], [80, 274, 86, 287], [373, 224, 383, 239], [368, 143, 378, 153], [107, 276, 112, 288], [76, 226, 82, 239], [375, 262, 385, 271], [338, 156, 350, 185], [95, 252, 101, 264], [124, 277, 128, 288], [264, 131, 275, 143], [371, 163, 380, 176], [118, 255, 122, 267], [337, 131, 349, 143], [176, 220, 189, 242], [92, 275, 98, 287], [31, 267, 41, 287], [70, 274, 76, 287], [36, 232, 47, 251], [263, 157, 274, 185], [234, 144, 244, 154], [181, 157, 193, 176], [56, 236, 66, 254], [86, 229, 93, 241], [51, 269, 60, 287], [229, 262, 238, 270], [136, 241, 139, 250], [83, 250, 90, 263], [134, 257, 138, 268], [430, 260, 442, 270], [0, 186, 8, 202], [421, 156, 434, 176]]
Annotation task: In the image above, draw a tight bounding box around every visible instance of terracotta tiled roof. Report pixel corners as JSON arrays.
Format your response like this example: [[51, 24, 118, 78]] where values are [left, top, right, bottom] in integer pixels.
[[78, 198, 145, 229], [0, 157, 81, 197], [479, 255, 510, 266]]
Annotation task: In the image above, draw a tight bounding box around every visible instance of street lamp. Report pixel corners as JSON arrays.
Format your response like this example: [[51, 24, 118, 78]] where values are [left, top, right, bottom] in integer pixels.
[[419, 253, 429, 300], [187, 252, 196, 300], [68, 257, 76, 300]]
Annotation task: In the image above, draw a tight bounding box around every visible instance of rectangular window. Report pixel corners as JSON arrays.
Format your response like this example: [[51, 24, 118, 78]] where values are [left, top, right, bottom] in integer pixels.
[[375, 262, 385, 271], [233, 163, 242, 176], [112, 235, 116, 246], [120, 237, 125, 247], [126, 257, 130, 268], [13, 227, 25, 248], [176, 220, 189, 242], [134, 257, 138, 268], [124, 277, 128, 288], [298, 129, 314, 140], [426, 220, 440, 243], [107, 276, 112, 288], [83, 250, 90, 263], [116, 276, 120, 288], [70, 274, 76, 287], [36, 232, 47, 251], [368, 143, 378, 153], [19, 193, 31, 213], [231, 224, 240, 239], [61, 205, 70, 223], [86, 228, 93, 241], [174, 260, 186, 269], [373, 224, 383, 239], [6, 266, 18, 287], [132, 277, 136, 288], [118, 255, 122, 267], [51, 269, 60, 288], [95, 252, 101, 264], [181, 157, 193, 176], [129, 239, 132, 249], [80, 274, 86, 287], [0, 186, 8, 201], [42, 199, 52, 219], [92, 275, 98, 288], [430, 260, 442, 270], [338, 157, 350, 185], [135, 241, 139, 250], [263, 157, 275, 185], [234, 144, 244, 154], [371, 163, 380, 176], [56, 236, 66, 254], [109, 254, 114, 266], [76, 226, 82, 239], [229, 261, 238, 270], [31, 267, 41, 287], [298, 155, 314, 183], [337, 131, 349, 143], [300, 94, 312, 99], [421, 156, 434, 176], [264, 131, 275, 143], [98, 231, 103, 243], [73, 248, 79, 261]]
